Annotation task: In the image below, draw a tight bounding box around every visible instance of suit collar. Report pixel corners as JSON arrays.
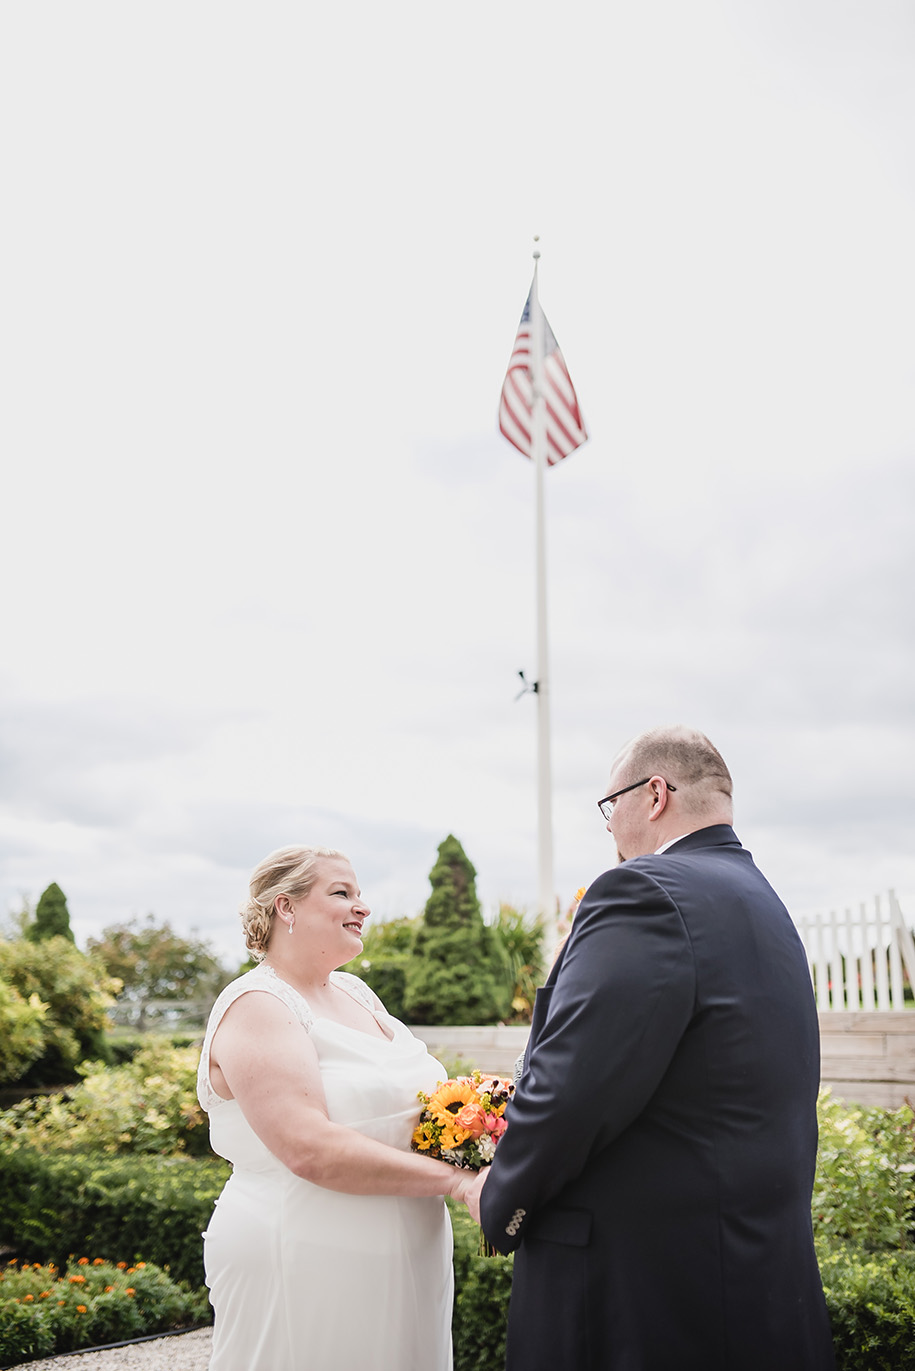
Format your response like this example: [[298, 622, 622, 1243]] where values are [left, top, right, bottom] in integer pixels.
[[660, 824, 740, 854]]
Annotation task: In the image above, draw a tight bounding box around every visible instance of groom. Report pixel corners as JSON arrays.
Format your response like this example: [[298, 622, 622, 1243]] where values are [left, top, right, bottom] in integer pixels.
[[470, 726, 835, 1370]]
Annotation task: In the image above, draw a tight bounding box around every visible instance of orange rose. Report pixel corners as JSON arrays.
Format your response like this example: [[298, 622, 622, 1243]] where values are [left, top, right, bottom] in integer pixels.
[[453, 1103, 487, 1138]]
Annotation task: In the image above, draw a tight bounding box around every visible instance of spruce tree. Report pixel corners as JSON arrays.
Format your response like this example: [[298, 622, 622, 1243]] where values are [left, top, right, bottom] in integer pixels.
[[403, 835, 511, 1026], [26, 883, 75, 943]]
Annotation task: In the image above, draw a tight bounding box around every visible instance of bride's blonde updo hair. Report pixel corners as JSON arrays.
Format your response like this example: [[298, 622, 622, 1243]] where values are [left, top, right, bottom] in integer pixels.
[[241, 845, 346, 961]]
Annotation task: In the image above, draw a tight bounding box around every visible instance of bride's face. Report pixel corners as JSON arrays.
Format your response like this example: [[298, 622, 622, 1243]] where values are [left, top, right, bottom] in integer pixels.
[[289, 857, 370, 964]]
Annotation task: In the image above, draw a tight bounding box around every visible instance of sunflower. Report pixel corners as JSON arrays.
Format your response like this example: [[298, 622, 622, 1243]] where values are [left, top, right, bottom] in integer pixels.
[[427, 1078, 477, 1127], [438, 1126, 466, 1151]]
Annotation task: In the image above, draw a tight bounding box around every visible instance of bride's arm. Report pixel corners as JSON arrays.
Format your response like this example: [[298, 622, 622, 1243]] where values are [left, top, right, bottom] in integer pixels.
[[209, 990, 474, 1203]]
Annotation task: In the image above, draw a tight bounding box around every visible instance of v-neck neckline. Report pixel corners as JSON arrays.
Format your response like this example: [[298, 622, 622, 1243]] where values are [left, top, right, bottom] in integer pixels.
[[262, 964, 395, 1044]]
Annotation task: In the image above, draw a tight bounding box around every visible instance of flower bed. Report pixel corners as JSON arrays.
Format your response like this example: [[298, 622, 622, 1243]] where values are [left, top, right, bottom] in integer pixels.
[[0, 1256, 208, 1368]]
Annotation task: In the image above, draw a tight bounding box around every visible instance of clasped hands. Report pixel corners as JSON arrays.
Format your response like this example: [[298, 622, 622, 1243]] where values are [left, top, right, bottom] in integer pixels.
[[453, 1165, 489, 1225]]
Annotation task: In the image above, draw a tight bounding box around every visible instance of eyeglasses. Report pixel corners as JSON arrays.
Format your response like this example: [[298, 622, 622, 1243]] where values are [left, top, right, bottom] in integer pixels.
[[597, 777, 677, 822]]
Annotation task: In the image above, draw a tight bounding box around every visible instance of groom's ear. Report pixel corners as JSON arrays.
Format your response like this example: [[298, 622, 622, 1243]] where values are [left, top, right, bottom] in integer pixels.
[[647, 776, 670, 819]]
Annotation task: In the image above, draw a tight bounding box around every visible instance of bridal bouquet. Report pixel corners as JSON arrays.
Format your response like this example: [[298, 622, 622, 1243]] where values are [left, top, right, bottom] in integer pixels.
[[411, 1071, 514, 1169]]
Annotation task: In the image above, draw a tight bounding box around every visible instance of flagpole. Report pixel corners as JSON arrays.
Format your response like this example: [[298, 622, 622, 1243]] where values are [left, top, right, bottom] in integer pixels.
[[530, 244, 557, 954]]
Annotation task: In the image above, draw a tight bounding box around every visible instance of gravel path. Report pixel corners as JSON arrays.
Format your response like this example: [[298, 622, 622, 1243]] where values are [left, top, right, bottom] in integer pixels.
[[12, 1327, 212, 1371]]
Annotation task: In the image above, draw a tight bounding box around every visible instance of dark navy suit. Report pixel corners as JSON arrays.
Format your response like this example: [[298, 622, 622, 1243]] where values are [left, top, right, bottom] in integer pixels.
[[480, 826, 835, 1370]]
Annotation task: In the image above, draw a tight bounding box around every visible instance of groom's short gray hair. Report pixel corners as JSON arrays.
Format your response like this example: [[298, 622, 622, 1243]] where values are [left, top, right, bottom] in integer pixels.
[[619, 726, 733, 811]]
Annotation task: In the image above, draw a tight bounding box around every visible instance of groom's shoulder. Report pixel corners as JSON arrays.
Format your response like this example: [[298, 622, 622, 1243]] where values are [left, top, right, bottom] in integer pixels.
[[581, 858, 679, 909]]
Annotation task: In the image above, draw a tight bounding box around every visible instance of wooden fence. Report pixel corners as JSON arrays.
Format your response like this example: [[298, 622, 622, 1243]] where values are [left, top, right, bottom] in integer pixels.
[[793, 890, 915, 1013]]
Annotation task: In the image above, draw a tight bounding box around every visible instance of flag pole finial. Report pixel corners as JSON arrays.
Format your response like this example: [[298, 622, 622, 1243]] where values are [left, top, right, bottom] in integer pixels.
[[533, 234, 540, 262]]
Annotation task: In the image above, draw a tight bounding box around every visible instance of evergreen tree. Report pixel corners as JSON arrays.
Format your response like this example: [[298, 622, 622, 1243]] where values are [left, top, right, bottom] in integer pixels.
[[403, 835, 511, 1026], [26, 883, 75, 944]]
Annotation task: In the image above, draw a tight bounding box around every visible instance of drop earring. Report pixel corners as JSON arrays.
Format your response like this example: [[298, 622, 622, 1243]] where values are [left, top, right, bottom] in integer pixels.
[[288, 916, 295, 935]]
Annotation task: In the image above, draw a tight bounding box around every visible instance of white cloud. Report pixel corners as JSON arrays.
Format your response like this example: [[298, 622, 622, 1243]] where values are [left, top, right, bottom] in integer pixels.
[[1, 0, 914, 965]]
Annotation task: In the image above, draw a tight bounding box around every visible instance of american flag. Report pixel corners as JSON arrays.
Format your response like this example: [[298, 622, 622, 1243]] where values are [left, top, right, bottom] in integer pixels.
[[499, 290, 588, 464]]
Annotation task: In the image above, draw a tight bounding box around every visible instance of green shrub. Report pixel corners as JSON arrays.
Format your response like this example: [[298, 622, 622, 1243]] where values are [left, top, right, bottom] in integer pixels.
[[0, 1143, 229, 1289], [0, 938, 119, 1087], [106, 1031, 198, 1065], [487, 904, 545, 1023], [0, 982, 48, 1085], [814, 1091, 915, 1250], [448, 1199, 514, 1371], [0, 1040, 209, 1156], [819, 1242, 915, 1370], [0, 1299, 55, 1366], [0, 1257, 207, 1367]]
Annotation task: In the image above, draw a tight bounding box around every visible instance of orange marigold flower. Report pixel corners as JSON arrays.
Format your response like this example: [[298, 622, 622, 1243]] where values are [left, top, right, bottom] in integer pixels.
[[105, 1285, 115, 1293], [127, 1267, 136, 1274], [126, 1288, 136, 1296], [77, 1304, 88, 1314], [24, 1294, 34, 1302], [93, 1258, 105, 1266], [117, 1262, 127, 1270], [39, 1292, 50, 1299], [58, 1299, 66, 1306], [69, 1274, 86, 1284], [136, 1262, 146, 1268]]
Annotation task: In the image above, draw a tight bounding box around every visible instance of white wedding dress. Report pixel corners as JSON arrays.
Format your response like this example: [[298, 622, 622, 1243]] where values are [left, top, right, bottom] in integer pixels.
[[197, 964, 453, 1371]]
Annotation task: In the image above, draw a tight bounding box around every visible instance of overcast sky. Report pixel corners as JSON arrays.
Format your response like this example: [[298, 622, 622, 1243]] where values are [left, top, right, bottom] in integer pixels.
[[2, 1, 913, 966]]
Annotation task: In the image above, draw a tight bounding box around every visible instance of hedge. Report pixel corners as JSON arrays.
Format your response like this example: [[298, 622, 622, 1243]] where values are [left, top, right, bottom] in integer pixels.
[[0, 1144, 228, 1289], [818, 1243, 915, 1371]]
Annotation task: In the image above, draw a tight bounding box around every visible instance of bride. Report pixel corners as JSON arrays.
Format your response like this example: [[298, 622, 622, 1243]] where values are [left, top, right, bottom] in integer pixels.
[[197, 845, 475, 1371]]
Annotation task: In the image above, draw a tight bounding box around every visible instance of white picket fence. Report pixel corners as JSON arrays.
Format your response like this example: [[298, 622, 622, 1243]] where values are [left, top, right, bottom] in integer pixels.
[[794, 890, 915, 1012]]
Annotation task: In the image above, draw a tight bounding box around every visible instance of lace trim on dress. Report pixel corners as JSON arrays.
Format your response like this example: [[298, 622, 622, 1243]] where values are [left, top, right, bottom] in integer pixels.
[[196, 966, 380, 1112], [196, 964, 317, 1113], [331, 970, 376, 1011]]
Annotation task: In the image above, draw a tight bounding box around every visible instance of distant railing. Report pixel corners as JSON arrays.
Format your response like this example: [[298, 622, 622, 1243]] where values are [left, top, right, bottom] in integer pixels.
[[794, 890, 915, 1012]]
